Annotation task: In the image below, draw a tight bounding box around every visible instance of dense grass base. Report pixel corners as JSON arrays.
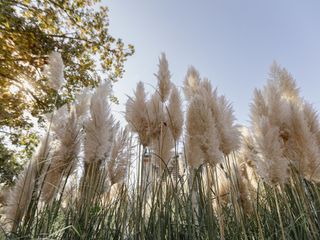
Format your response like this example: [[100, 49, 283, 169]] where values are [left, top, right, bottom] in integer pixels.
[[1, 164, 320, 240]]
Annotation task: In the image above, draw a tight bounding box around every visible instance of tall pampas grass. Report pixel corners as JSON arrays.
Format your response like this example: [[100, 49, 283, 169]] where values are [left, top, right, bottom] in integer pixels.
[[2, 55, 320, 239], [250, 66, 292, 184], [269, 61, 300, 103], [254, 117, 289, 185], [184, 71, 239, 171], [40, 88, 90, 203], [125, 81, 150, 147], [84, 83, 115, 165], [152, 123, 174, 169], [183, 66, 201, 101], [3, 51, 68, 231], [250, 62, 320, 184], [4, 163, 36, 231], [210, 163, 252, 215], [41, 105, 82, 203], [75, 88, 91, 121], [156, 53, 171, 103], [303, 103, 320, 146], [107, 126, 131, 185], [288, 104, 320, 181], [4, 135, 52, 231], [199, 79, 240, 155], [216, 95, 240, 154], [186, 95, 222, 169], [167, 85, 183, 142], [82, 82, 115, 197], [43, 51, 65, 91], [256, 122, 289, 185], [237, 127, 259, 192], [147, 92, 164, 140], [149, 53, 173, 172]]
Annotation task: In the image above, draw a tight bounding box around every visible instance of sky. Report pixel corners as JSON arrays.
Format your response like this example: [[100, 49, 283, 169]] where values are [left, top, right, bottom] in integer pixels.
[[105, 0, 320, 125]]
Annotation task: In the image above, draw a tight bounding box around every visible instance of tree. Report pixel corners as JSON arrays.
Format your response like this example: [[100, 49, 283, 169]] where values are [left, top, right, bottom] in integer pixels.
[[0, 0, 134, 186]]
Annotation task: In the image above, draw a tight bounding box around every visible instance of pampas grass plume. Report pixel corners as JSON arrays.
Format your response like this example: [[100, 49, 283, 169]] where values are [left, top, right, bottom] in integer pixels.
[[183, 66, 201, 101], [43, 51, 65, 91], [108, 126, 131, 185], [147, 92, 164, 140], [4, 163, 36, 231], [199, 79, 240, 155], [167, 85, 183, 141], [156, 53, 171, 102], [153, 124, 174, 168], [4, 135, 52, 231], [125, 81, 150, 147], [85, 82, 115, 164], [42, 106, 81, 203], [270, 61, 300, 103], [254, 117, 289, 185], [186, 95, 222, 169], [216, 95, 240, 154]]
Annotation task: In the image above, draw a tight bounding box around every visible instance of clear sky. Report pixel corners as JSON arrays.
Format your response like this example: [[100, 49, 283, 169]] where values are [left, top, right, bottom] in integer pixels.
[[105, 0, 320, 125]]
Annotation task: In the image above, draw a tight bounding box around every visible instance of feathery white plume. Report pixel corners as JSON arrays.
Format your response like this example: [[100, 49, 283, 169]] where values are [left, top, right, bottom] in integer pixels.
[[147, 92, 164, 140], [216, 95, 241, 154], [288, 104, 320, 181], [269, 61, 300, 103], [108, 126, 131, 185], [152, 123, 174, 168], [42, 106, 81, 203], [238, 127, 259, 168], [43, 51, 65, 91], [254, 117, 289, 185], [156, 53, 171, 102], [303, 103, 320, 146], [186, 95, 222, 169], [199, 79, 240, 155], [4, 135, 52, 231], [250, 86, 291, 184], [237, 127, 259, 197], [49, 105, 69, 139], [249, 63, 301, 184], [4, 163, 36, 231], [183, 66, 201, 101], [167, 85, 184, 141], [75, 88, 91, 123], [84, 82, 115, 164], [125, 81, 150, 147]]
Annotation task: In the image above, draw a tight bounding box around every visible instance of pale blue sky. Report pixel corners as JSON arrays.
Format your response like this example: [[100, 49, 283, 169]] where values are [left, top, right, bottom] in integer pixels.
[[106, 0, 320, 125]]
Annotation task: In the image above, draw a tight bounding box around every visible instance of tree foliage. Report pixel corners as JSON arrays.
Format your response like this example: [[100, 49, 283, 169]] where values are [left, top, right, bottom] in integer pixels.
[[0, 0, 134, 185], [0, 137, 22, 186]]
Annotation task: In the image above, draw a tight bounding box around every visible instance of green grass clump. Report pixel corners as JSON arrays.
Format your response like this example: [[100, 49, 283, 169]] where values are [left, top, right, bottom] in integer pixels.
[[1, 156, 320, 240]]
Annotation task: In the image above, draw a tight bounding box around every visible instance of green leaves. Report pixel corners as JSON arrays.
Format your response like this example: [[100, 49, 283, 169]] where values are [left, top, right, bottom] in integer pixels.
[[0, 138, 22, 186]]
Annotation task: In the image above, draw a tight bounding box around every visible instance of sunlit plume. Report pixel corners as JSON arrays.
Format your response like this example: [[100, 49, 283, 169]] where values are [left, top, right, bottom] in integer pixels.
[[43, 52, 65, 91]]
